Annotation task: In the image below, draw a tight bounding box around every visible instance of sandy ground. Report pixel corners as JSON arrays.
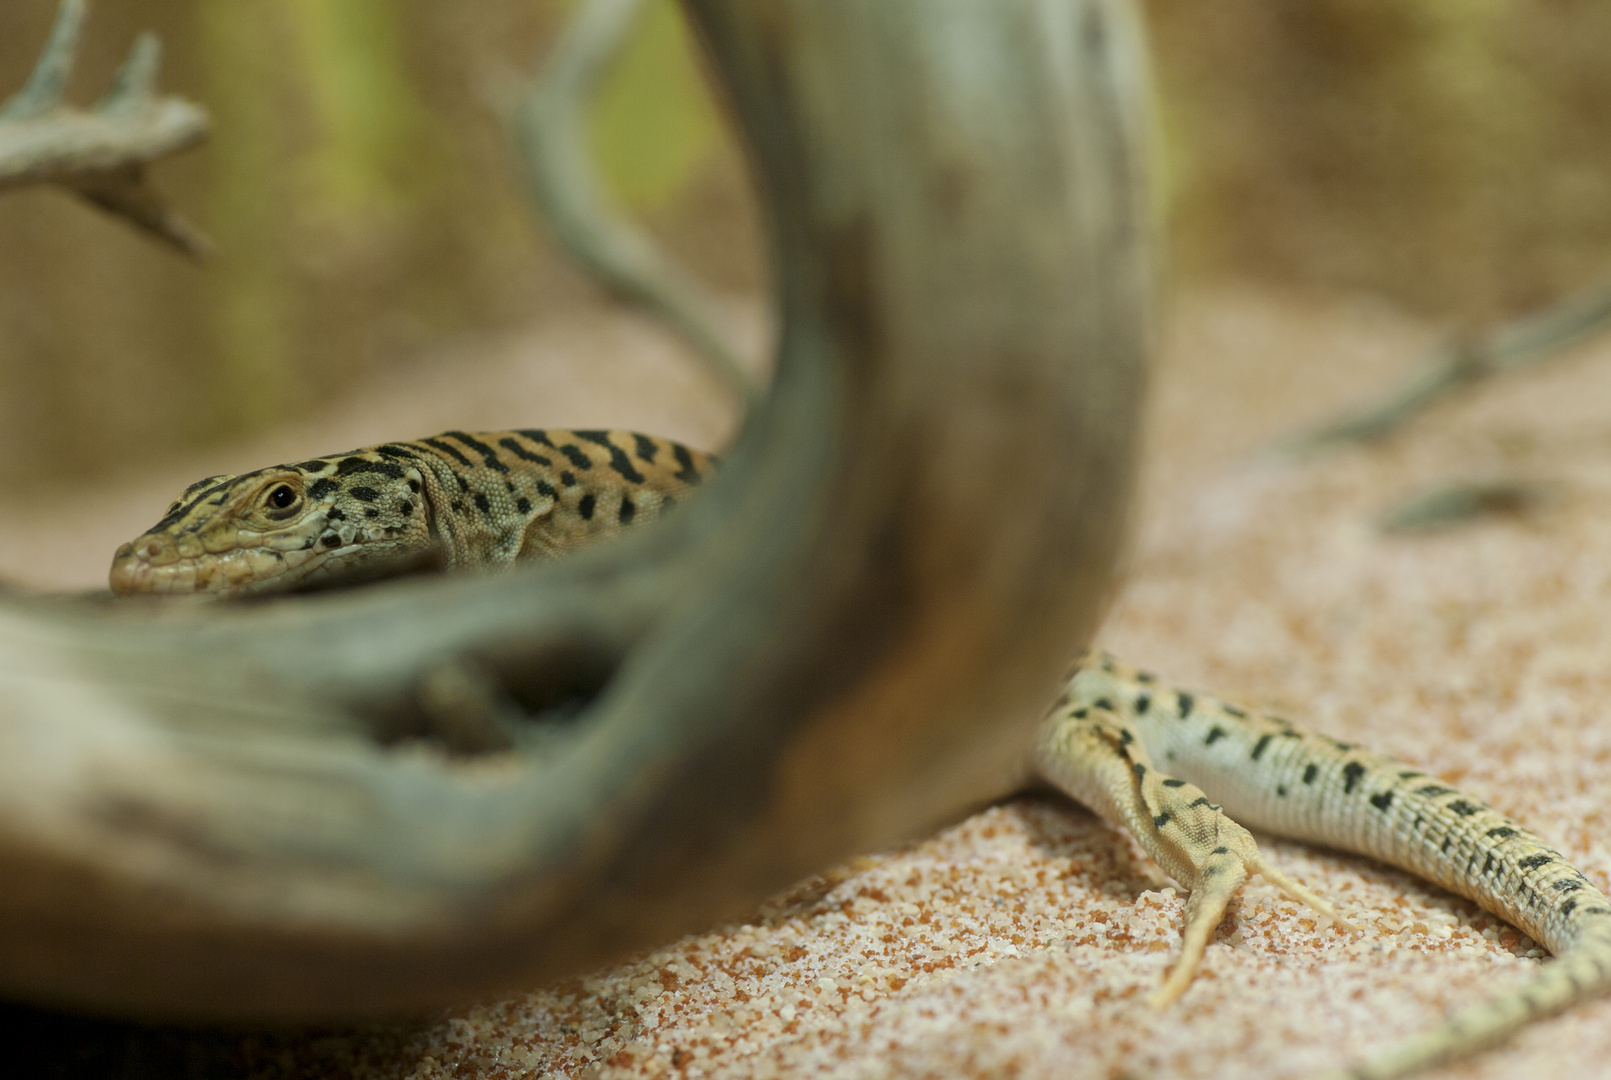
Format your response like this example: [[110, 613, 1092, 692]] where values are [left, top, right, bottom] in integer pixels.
[[11, 283, 1611, 1079]]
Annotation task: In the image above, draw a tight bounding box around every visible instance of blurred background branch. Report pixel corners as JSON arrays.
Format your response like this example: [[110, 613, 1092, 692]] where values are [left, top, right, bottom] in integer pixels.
[[1291, 268, 1611, 451], [0, 0, 209, 256], [516, 0, 759, 404]]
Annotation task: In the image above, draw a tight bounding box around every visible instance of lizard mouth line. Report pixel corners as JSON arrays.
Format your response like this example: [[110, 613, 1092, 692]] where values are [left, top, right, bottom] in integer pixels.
[[109, 539, 372, 597]]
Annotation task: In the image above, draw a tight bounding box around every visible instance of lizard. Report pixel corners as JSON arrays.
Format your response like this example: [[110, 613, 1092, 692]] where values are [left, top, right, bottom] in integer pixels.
[[109, 428, 715, 596], [110, 427, 1611, 1079]]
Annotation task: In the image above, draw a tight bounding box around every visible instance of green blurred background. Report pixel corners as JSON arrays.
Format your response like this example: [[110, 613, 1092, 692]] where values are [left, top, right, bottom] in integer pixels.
[[0, 0, 1609, 491]]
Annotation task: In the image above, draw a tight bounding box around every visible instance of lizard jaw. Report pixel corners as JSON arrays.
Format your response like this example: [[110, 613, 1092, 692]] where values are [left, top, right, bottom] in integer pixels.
[[110, 530, 420, 596], [110, 540, 342, 596]]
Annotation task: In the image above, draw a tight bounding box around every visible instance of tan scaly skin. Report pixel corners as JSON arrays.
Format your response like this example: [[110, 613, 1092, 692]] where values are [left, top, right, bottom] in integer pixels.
[[1040, 654, 1611, 1079], [113, 429, 1608, 1078], [110, 428, 715, 596]]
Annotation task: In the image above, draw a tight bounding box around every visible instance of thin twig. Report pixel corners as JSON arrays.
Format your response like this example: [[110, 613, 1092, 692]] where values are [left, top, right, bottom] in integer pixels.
[[0, 0, 210, 258], [514, 0, 760, 404], [1376, 478, 1552, 534], [1288, 271, 1611, 452], [0, 0, 85, 121]]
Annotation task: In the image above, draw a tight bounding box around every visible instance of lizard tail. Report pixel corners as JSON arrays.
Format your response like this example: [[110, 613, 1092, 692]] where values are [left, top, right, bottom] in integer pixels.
[[1333, 922, 1611, 1079]]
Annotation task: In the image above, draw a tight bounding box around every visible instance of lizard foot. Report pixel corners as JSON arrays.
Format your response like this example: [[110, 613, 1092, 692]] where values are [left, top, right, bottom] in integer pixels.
[[1035, 685, 1349, 1006], [1142, 783, 1350, 1006]]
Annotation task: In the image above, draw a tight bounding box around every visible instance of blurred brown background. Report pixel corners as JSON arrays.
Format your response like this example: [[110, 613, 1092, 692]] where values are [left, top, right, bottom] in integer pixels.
[[0, 0, 1609, 587]]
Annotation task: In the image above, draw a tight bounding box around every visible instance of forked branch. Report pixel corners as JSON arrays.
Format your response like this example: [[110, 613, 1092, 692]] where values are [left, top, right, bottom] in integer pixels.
[[0, 0, 210, 256]]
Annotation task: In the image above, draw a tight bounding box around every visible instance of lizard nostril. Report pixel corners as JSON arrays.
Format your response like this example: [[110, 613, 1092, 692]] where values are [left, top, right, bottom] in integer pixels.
[[129, 537, 179, 566]]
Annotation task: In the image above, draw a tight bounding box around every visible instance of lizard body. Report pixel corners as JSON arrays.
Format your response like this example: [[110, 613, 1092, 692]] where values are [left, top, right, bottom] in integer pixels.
[[109, 428, 715, 596], [111, 429, 1610, 1077]]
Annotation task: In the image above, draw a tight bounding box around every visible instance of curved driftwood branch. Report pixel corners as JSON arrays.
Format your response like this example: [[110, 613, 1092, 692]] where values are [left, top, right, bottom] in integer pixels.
[[516, 0, 759, 402], [0, 0, 1151, 1019], [0, 0, 210, 257]]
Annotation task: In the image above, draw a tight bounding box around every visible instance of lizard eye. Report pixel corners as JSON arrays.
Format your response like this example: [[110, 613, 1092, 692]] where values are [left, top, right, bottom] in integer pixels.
[[267, 485, 298, 509]]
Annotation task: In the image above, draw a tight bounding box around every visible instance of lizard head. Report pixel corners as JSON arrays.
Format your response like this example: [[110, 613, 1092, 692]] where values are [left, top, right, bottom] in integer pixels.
[[110, 452, 432, 596]]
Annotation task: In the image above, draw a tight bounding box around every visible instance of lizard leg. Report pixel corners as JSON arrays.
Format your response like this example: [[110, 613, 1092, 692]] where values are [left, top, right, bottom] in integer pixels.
[[1044, 651, 1611, 1080], [1034, 666, 1347, 1006]]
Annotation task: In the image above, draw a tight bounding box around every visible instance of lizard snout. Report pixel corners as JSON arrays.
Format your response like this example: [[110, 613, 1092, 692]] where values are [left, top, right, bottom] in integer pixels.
[[109, 534, 178, 595]]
